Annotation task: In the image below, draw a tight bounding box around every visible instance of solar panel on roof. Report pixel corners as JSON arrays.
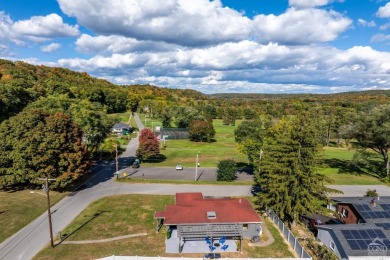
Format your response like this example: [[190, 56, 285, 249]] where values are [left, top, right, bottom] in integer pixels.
[[375, 223, 390, 230], [341, 229, 390, 251], [364, 205, 371, 211], [380, 204, 390, 210], [367, 229, 377, 238], [358, 230, 369, 238], [383, 212, 390, 218], [347, 240, 360, 250], [374, 229, 387, 238], [355, 204, 364, 211], [351, 230, 362, 239], [341, 230, 353, 239]]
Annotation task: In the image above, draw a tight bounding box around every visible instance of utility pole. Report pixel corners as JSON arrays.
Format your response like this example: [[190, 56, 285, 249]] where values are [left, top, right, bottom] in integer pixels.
[[38, 176, 56, 247], [195, 152, 199, 181], [115, 143, 119, 174]]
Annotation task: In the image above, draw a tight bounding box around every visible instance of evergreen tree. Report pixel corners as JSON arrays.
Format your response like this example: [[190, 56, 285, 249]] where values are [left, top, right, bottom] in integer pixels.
[[216, 159, 237, 182], [256, 115, 338, 225]]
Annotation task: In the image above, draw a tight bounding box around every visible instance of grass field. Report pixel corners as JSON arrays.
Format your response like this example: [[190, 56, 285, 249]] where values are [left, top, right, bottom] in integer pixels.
[[144, 119, 248, 167], [322, 147, 383, 185], [34, 194, 294, 259], [0, 190, 66, 243], [108, 113, 384, 185]]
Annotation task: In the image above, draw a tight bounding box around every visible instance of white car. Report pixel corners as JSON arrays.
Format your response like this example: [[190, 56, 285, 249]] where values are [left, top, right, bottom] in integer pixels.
[[175, 165, 183, 170]]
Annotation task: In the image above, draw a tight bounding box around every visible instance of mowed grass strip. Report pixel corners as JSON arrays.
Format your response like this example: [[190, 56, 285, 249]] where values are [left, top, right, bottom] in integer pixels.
[[34, 194, 294, 259], [0, 190, 66, 243]]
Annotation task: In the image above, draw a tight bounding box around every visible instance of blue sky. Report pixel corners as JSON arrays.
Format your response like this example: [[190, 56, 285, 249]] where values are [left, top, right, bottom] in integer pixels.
[[1, 0, 390, 94]]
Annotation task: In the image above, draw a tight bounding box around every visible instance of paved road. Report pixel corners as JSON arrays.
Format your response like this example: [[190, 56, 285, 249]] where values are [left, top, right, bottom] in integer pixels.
[[2, 113, 390, 259]]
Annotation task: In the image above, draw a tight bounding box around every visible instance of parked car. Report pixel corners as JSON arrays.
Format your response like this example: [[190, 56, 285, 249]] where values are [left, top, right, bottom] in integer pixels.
[[132, 161, 140, 168], [175, 165, 183, 170]]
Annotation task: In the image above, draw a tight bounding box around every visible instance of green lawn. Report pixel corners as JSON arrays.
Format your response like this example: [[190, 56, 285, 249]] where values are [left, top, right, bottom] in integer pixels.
[[109, 114, 383, 185], [322, 147, 383, 185], [144, 119, 248, 167], [0, 190, 66, 243], [35, 194, 293, 259]]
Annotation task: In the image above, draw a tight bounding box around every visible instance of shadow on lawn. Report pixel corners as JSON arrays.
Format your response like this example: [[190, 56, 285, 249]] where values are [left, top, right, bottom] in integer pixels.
[[323, 158, 382, 178], [57, 210, 110, 246], [142, 154, 167, 164]]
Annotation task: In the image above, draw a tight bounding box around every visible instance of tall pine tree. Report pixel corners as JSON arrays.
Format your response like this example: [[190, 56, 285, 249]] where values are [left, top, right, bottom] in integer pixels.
[[256, 115, 339, 225]]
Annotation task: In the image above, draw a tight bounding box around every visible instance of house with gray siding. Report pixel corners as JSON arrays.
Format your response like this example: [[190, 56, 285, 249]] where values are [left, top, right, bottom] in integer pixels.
[[154, 192, 262, 253], [317, 197, 390, 259]]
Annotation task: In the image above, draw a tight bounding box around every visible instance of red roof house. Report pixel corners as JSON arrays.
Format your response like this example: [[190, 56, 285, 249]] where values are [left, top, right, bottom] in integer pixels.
[[154, 192, 262, 252]]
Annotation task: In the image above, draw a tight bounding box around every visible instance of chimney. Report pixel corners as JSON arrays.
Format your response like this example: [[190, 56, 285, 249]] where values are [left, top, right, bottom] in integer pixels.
[[239, 199, 241, 204]]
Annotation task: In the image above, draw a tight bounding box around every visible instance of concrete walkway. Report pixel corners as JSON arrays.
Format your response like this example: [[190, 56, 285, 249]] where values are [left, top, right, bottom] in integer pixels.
[[60, 233, 147, 245]]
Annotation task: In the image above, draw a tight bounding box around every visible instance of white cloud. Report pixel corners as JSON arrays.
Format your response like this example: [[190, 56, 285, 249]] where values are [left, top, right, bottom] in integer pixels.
[[0, 12, 79, 46], [76, 34, 178, 54], [289, 0, 331, 9], [0, 12, 16, 43], [358, 18, 376, 27], [59, 0, 351, 47], [41, 43, 61, 52], [12, 14, 79, 42], [57, 40, 390, 93], [380, 22, 390, 30], [371, 33, 390, 43], [58, 0, 251, 46], [252, 8, 351, 45], [377, 2, 390, 18]]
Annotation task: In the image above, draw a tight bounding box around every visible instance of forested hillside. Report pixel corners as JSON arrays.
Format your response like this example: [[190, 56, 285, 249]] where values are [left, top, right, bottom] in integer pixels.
[[0, 59, 207, 189]]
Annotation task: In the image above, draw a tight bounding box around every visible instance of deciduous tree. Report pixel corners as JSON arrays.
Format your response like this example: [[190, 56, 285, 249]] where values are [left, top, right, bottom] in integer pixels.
[[136, 128, 160, 160], [0, 109, 90, 189], [351, 105, 390, 177], [188, 120, 215, 142], [235, 120, 268, 164]]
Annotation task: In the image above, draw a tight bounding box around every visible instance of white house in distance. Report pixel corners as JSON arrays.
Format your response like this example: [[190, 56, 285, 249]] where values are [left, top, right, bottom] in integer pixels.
[[112, 122, 132, 134]]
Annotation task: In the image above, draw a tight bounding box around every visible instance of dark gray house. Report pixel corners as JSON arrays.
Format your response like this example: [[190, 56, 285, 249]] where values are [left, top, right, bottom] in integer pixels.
[[317, 197, 390, 259], [154, 192, 262, 253]]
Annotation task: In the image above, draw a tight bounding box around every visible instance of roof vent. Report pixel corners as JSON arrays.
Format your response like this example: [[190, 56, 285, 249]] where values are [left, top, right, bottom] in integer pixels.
[[207, 211, 216, 219]]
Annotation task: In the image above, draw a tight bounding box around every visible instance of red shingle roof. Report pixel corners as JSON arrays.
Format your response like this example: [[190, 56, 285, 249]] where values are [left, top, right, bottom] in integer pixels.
[[154, 192, 262, 225]]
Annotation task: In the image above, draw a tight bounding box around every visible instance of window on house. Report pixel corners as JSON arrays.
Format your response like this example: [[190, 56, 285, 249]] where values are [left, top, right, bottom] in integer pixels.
[[243, 224, 248, 230], [330, 241, 335, 251], [342, 208, 349, 217]]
